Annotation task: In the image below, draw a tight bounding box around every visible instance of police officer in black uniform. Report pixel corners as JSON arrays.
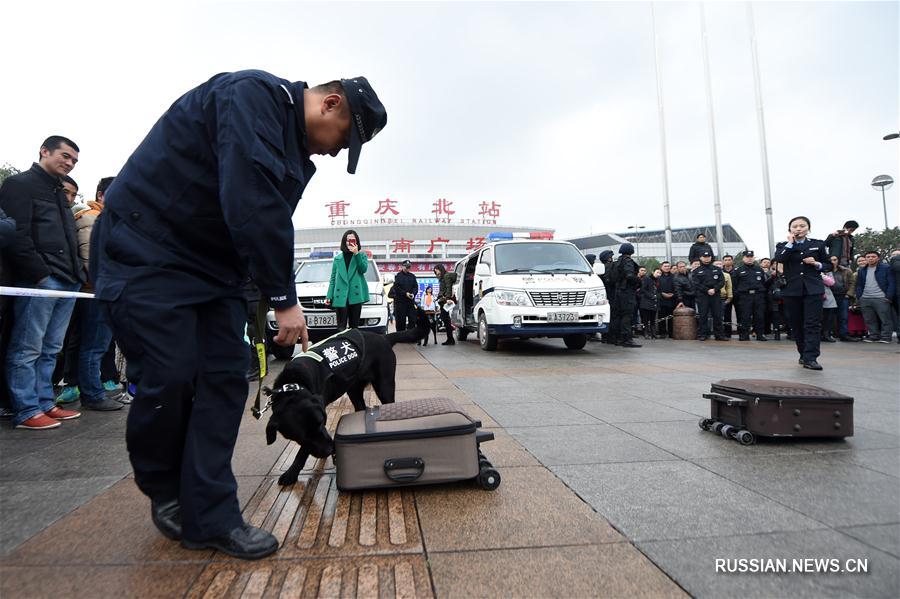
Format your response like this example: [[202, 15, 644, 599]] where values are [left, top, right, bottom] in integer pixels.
[[597, 250, 617, 343], [391, 260, 419, 332], [773, 216, 831, 370], [693, 250, 726, 340], [91, 71, 387, 559], [733, 251, 768, 341], [609, 243, 641, 348]]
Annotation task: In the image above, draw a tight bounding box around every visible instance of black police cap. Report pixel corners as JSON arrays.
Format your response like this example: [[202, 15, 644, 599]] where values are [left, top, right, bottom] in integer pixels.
[[340, 77, 387, 174]]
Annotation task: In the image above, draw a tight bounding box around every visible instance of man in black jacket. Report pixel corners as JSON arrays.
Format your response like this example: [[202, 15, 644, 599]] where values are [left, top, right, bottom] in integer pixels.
[[91, 71, 387, 559], [693, 250, 726, 340], [433, 264, 457, 345], [673, 260, 695, 310], [1, 136, 86, 430], [733, 251, 768, 341], [609, 243, 641, 348], [392, 260, 419, 332], [688, 233, 715, 264], [657, 261, 676, 337]]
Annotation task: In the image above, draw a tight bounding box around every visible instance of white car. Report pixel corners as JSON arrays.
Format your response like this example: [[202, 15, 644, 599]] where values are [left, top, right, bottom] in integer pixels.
[[451, 239, 610, 351], [266, 258, 389, 359]]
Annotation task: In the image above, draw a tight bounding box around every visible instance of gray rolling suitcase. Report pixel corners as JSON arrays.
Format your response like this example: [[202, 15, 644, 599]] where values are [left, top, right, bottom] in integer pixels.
[[334, 397, 500, 491]]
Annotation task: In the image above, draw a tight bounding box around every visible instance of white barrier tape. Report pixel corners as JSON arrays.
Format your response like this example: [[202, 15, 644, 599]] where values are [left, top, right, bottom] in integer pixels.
[[0, 286, 95, 299]]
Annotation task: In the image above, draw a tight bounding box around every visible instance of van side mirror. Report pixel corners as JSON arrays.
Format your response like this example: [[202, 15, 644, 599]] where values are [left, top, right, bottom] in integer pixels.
[[475, 263, 491, 277], [592, 263, 605, 276]]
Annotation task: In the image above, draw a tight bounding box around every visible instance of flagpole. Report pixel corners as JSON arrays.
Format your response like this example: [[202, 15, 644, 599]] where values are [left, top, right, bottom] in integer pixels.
[[652, 2, 674, 262], [700, 2, 725, 258]]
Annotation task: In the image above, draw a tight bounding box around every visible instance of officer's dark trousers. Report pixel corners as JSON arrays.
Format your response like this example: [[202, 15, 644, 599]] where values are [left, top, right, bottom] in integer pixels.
[[696, 293, 722, 338], [737, 292, 765, 337], [783, 294, 824, 362], [612, 294, 636, 342], [394, 301, 416, 332], [103, 270, 248, 542]]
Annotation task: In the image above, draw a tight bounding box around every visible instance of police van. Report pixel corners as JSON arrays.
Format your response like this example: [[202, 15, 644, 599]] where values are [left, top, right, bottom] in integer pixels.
[[266, 252, 389, 359], [450, 235, 609, 351]]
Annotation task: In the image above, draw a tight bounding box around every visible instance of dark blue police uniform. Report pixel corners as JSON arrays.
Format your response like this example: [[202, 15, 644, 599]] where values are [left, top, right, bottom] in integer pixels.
[[733, 258, 768, 340], [773, 238, 831, 364], [692, 260, 725, 339], [91, 71, 316, 542]]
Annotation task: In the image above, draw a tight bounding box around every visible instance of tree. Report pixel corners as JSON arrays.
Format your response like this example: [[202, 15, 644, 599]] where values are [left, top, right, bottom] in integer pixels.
[[636, 257, 661, 271], [852, 227, 900, 258], [0, 163, 20, 186]]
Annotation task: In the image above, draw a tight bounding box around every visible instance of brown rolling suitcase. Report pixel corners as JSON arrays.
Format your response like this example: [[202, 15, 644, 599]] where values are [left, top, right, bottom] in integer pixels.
[[334, 397, 500, 491], [700, 379, 853, 445]]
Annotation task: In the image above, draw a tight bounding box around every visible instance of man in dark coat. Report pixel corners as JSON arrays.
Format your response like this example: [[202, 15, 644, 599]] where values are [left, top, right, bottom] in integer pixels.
[[91, 71, 387, 559], [693, 251, 726, 340], [1, 136, 87, 430], [433, 264, 457, 345], [825, 220, 858, 267], [733, 251, 768, 341], [657, 261, 676, 337], [688, 233, 715, 264], [391, 260, 419, 332], [609, 243, 641, 348]]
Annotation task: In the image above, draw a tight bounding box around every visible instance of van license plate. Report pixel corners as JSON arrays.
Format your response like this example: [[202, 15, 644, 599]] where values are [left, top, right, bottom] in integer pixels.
[[547, 312, 578, 322], [307, 313, 337, 327]]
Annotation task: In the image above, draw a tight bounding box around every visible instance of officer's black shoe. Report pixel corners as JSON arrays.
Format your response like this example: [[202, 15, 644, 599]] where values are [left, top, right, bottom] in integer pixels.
[[822, 336, 837, 343], [182, 523, 278, 560], [151, 498, 182, 541], [756, 335, 768, 341], [619, 340, 642, 348], [441, 339, 455, 345], [802, 360, 823, 371], [739, 335, 750, 341]]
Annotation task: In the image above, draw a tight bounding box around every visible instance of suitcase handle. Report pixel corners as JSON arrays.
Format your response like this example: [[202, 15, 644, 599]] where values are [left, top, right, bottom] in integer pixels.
[[703, 393, 748, 406], [384, 457, 425, 482]]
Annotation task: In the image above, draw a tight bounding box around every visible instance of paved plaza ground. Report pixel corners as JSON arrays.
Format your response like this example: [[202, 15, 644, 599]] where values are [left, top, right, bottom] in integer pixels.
[[0, 335, 897, 598]]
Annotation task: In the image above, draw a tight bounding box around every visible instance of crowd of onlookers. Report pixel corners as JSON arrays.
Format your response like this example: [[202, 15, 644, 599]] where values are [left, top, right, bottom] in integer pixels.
[[591, 224, 900, 347]]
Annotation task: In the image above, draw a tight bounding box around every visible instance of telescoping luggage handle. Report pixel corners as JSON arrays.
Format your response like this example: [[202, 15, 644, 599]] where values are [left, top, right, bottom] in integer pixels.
[[384, 457, 425, 482]]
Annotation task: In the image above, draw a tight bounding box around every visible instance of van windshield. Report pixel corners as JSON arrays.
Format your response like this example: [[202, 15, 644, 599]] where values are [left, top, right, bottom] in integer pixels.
[[495, 243, 591, 275], [295, 260, 379, 283]]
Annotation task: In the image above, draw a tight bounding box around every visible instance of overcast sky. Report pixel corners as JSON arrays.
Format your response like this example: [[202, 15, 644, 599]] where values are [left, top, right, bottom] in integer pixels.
[[2, 0, 897, 256]]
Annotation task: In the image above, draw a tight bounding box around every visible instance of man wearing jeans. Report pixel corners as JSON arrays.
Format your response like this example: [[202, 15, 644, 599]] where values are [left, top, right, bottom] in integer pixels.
[[0, 136, 86, 429], [855, 251, 895, 343]]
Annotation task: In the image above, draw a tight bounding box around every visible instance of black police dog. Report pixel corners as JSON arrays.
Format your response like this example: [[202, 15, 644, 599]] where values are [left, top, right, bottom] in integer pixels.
[[266, 327, 425, 485]]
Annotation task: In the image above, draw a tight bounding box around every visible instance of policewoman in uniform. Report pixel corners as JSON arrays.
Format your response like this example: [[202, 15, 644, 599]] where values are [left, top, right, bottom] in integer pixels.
[[91, 71, 387, 559], [733, 251, 768, 341], [326, 229, 369, 330], [692, 250, 726, 340], [773, 216, 832, 370]]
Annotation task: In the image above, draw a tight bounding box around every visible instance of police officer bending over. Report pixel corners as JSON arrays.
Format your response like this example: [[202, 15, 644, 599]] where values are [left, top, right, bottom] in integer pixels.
[[693, 250, 726, 341], [91, 71, 387, 559], [733, 251, 768, 341]]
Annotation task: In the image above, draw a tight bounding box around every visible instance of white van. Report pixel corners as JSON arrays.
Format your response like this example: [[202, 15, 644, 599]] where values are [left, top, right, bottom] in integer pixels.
[[450, 240, 610, 351], [266, 257, 389, 359]]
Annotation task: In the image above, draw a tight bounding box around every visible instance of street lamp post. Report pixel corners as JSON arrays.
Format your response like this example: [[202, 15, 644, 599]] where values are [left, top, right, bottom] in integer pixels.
[[628, 225, 646, 258], [871, 175, 893, 229]]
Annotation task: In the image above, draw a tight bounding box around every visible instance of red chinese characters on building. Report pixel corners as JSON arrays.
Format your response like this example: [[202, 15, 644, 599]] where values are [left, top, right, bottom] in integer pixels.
[[374, 198, 400, 216], [432, 198, 455, 219], [478, 201, 501, 218], [427, 237, 450, 253], [392, 238, 413, 253], [466, 237, 486, 251], [326, 201, 350, 218]]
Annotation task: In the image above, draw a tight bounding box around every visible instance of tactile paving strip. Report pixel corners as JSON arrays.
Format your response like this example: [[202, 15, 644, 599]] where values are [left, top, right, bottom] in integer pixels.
[[186, 555, 433, 599]]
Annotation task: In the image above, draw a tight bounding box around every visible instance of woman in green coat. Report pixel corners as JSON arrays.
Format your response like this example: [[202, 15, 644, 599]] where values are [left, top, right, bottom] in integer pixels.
[[326, 229, 370, 330]]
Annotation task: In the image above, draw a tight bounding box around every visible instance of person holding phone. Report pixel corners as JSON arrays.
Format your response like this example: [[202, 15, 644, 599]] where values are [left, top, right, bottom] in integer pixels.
[[326, 229, 369, 330], [773, 216, 832, 370]]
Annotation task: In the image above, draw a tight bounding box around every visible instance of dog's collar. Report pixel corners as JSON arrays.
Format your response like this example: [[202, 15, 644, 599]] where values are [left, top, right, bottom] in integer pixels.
[[252, 383, 306, 418]]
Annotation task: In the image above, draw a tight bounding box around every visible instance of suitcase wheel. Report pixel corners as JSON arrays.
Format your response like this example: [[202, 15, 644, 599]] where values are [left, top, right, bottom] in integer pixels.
[[478, 467, 501, 491], [698, 418, 712, 431], [736, 430, 755, 445], [720, 424, 734, 439], [711, 421, 725, 434]]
